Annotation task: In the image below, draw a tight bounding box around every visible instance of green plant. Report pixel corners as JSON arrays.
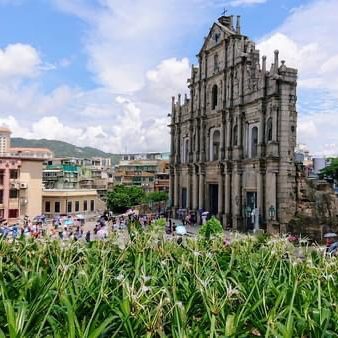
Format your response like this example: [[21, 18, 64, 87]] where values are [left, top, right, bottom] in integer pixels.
[[1, 222, 338, 336], [106, 185, 145, 213], [198, 216, 223, 240]]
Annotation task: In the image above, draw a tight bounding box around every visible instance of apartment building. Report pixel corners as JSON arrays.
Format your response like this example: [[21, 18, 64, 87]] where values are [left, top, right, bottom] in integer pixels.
[[0, 128, 53, 223], [42, 189, 106, 216], [113, 159, 170, 193]]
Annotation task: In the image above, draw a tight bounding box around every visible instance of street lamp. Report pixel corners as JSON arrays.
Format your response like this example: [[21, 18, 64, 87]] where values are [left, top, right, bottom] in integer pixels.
[[244, 206, 251, 231], [269, 205, 276, 220]]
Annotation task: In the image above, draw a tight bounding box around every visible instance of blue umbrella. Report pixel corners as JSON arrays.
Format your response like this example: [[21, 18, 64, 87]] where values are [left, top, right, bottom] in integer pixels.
[[63, 219, 74, 226]]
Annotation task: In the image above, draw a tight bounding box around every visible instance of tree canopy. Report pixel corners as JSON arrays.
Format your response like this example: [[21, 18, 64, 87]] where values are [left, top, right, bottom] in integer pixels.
[[106, 185, 168, 213], [320, 158, 338, 181]]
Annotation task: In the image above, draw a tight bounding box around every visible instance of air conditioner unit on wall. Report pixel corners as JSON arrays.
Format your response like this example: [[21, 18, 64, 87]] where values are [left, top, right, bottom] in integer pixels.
[[11, 183, 19, 189], [20, 183, 28, 189], [20, 198, 28, 205]]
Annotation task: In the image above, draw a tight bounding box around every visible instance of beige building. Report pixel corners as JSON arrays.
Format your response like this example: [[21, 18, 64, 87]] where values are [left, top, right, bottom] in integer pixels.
[[0, 127, 52, 223], [170, 15, 298, 233], [0, 156, 47, 224], [42, 189, 106, 216], [0, 127, 11, 154]]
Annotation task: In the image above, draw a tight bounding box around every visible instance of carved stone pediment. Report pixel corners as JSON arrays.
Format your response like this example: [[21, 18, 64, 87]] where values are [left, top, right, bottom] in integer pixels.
[[198, 23, 234, 56]]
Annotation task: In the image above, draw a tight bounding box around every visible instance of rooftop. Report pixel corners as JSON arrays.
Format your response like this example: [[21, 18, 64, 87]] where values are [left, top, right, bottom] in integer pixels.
[[10, 147, 53, 153], [0, 127, 11, 133]]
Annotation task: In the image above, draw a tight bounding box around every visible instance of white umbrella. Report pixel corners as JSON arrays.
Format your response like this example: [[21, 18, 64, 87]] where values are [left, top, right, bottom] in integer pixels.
[[202, 211, 209, 216], [324, 232, 337, 238], [76, 214, 85, 219], [175, 225, 187, 235]]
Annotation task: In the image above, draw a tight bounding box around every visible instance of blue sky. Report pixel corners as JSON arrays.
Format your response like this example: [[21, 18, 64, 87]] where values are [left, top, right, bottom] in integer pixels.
[[0, 0, 337, 155]]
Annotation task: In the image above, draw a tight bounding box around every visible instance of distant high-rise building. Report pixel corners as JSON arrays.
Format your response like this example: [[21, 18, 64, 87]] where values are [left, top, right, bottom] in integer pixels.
[[0, 127, 11, 154]]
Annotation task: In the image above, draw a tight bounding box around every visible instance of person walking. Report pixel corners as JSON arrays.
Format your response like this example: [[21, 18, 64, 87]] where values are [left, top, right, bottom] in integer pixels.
[[85, 231, 91, 242]]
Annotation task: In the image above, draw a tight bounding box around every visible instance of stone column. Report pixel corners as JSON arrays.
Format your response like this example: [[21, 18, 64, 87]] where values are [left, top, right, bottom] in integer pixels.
[[272, 106, 278, 142], [233, 169, 242, 230], [238, 114, 243, 147], [174, 168, 180, 208], [218, 165, 224, 218], [200, 118, 206, 162], [224, 168, 231, 226], [270, 172, 277, 215], [192, 166, 199, 210], [170, 97, 176, 161], [198, 166, 205, 210], [221, 112, 226, 160], [186, 167, 192, 210], [195, 119, 200, 162], [256, 171, 264, 231], [169, 167, 175, 208], [226, 116, 232, 158]]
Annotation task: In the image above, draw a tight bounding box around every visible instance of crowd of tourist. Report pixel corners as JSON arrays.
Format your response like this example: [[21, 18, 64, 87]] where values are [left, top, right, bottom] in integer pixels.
[[0, 209, 175, 241]]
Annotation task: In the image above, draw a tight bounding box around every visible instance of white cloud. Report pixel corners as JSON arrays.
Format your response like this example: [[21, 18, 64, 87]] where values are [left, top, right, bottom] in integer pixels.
[[256, 0, 338, 156], [53, 0, 209, 94], [228, 0, 267, 7], [0, 43, 41, 79], [257, 0, 338, 94], [141, 57, 191, 105]]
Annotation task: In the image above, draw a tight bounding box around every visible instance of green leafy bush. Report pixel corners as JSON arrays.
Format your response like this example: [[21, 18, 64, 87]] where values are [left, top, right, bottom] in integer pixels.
[[1, 226, 338, 336], [106, 185, 145, 213], [198, 216, 223, 239]]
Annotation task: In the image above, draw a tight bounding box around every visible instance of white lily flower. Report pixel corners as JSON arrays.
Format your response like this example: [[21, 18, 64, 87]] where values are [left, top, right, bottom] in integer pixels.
[[142, 286, 150, 293], [142, 275, 151, 282], [115, 274, 124, 281]]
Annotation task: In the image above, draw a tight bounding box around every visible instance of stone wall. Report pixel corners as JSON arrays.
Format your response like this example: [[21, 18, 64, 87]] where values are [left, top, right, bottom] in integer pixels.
[[287, 165, 338, 241]]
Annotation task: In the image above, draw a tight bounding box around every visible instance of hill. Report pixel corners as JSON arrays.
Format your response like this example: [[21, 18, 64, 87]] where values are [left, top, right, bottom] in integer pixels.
[[11, 138, 120, 163]]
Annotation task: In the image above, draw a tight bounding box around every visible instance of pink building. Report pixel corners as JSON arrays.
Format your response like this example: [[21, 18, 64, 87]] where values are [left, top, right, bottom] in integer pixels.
[[0, 127, 53, 224], [0, 159, 21, 221]]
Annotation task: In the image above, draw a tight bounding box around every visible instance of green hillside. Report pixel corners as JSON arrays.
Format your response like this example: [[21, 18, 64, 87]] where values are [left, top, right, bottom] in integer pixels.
[[11, 138, 120, 163]]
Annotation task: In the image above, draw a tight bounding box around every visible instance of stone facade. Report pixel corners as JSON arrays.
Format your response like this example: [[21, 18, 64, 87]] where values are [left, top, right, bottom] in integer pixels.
[[169, 15, 298, 232]]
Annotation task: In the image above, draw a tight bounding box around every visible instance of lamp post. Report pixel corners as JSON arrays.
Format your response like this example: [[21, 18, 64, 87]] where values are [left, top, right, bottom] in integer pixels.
[[269, 205, 276, 221], [244, 206, 251, 231]]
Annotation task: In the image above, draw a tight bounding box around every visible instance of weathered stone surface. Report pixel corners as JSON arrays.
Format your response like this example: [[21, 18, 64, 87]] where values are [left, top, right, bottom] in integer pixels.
[[287, 166, 338, 241], [169, 16, 298, 232]]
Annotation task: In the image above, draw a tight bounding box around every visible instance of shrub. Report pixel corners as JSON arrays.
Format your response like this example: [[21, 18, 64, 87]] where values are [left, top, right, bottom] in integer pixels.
[[198, 216, 223, 240]]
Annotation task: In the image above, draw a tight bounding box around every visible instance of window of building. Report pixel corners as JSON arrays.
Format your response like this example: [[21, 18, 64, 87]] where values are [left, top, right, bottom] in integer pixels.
[[83, 200, 88, 211], [9, 189, 18, 199], [45, 201, 51, 213], [67, 201, 72, 213], [267, 118, 273, 142], [233, 125, 238, 146], [8, 209, 18, 219], [214, 53, 218, 72], [90, 200, 95, 211], [211, 130, 220, 161], [211, 85, 218, 110], [251, 126, 258, 158], [75, 201, 80, 212], [10, 170, 18, 179], [55, 201, 60, 213], [0, 190, 3, 204]]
